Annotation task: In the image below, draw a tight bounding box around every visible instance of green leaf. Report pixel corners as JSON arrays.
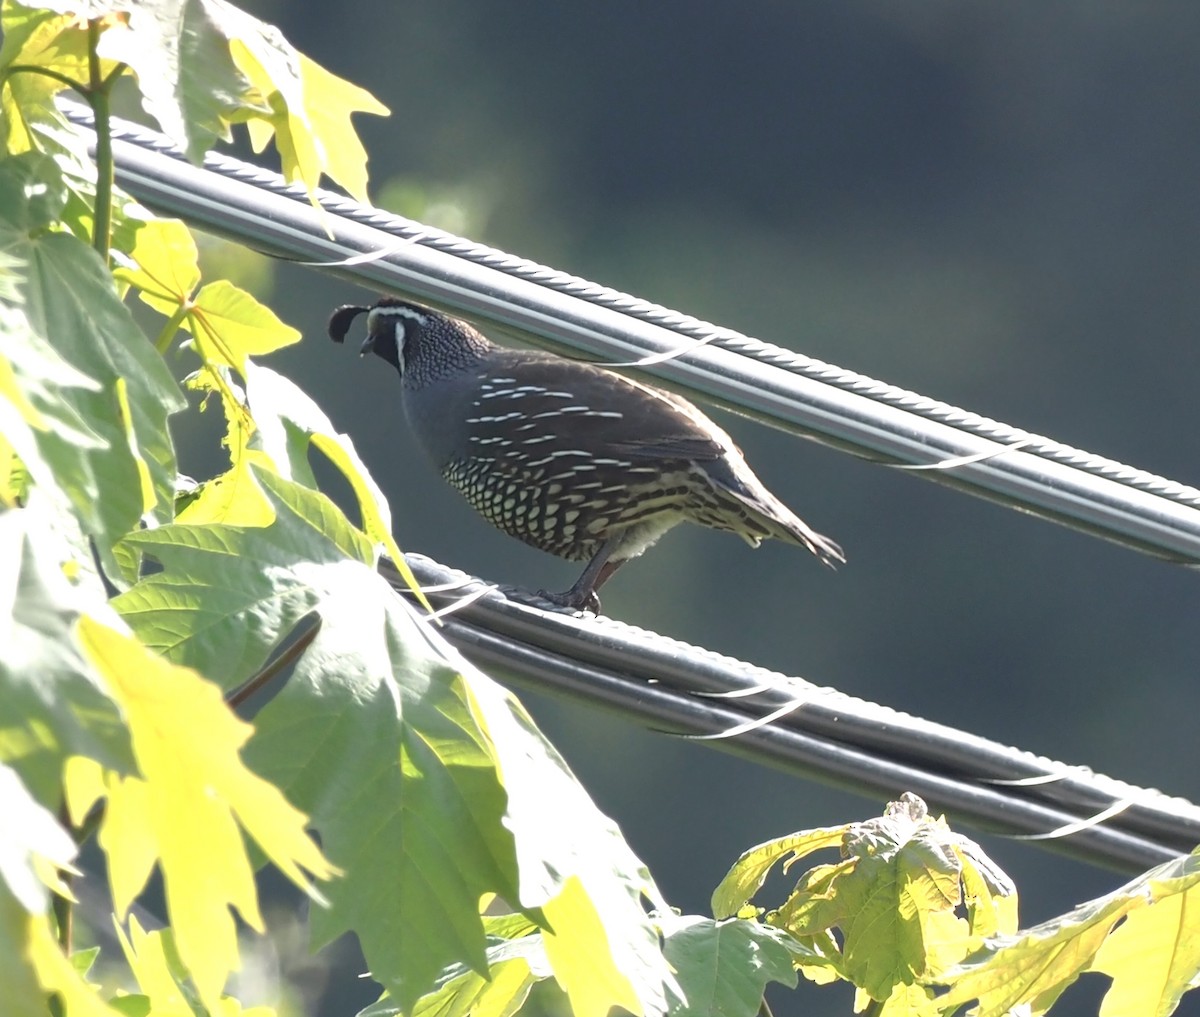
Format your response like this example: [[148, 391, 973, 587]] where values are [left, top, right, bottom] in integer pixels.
[[0, 506, 133, 801], [0, 172, 185, 575], [117, 469, 676, 1016], [70, 945, 101, 979], [0, 885, 55, 1017], [241, 362, 430, 607], [106, 997, 151, 1017], [0, 288, 112, 532], [0, 761, 76, 912], [94, 0, 258, 161], [362, 917, 549, 1017], [659, 915, 798, 1017], [0, 149, 67, 229], [112, 544, 324, 691]]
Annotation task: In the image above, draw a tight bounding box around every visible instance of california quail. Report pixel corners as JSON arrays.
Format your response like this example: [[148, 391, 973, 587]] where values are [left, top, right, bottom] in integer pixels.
[[330, 298, 844, 612]]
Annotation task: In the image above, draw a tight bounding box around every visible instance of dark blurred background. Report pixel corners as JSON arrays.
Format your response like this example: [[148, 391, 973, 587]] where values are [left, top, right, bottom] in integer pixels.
[[179, 3, 1200, 1014]]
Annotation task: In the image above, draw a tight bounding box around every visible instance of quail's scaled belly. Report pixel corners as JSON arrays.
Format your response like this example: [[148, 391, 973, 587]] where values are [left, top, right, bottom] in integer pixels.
[[442, 450, 692, 561], [443, 455, 600, 561]]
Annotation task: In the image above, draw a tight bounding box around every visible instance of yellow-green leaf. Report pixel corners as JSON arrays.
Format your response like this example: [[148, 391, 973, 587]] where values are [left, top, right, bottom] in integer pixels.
[[12, 897, 120, 1017], [243, 363, 429, 609], [73, 617, 336, 1015], [115, 915, 189, 1014], [934, 892, 1140, 1016], [288, 52, 388, 202], [224, 31, 388, 200], [541, 876, 641, 1017], [185, 279, 301, 373], [1090, 862, 1200, 1017], [0, 6, 105, 155], [113, 217, 201, 312], [711, 826, 849, 919], [174, 371, 273, 527]]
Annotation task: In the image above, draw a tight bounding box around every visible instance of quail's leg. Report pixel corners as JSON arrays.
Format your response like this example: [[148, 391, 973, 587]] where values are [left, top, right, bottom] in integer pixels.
[[538, 539, 626, 613]]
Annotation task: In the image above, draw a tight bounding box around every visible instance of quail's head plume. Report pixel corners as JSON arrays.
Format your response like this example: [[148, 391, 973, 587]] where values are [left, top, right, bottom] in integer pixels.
[[330, 297, 844, 612]]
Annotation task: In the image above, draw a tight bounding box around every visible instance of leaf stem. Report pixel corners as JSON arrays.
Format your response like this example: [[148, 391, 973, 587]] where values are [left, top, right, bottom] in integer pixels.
[[87, 20, 115, 262], [155, 305, 191, 354], [226, 617, 323, 711], [2, 65, 86, 93]]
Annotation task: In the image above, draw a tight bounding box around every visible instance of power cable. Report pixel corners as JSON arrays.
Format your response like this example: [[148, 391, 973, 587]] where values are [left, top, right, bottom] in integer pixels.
[[56, 99, 1200, 871]]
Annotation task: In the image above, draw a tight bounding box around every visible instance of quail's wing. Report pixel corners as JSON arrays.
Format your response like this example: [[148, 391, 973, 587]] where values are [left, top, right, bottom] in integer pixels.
[[468, 351, 731, 464]]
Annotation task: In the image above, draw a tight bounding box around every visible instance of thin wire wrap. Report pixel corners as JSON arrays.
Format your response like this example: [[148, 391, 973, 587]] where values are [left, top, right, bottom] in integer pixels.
[[392, 555, 1200, 873], [57, 97, 1200, 565]]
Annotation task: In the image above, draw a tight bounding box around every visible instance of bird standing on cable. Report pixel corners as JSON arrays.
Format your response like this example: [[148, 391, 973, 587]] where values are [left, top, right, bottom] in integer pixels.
[[329, 298, 844, 612]]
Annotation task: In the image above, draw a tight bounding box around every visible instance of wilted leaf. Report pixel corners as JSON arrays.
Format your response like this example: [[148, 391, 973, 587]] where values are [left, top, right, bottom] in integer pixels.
[[775, 796, 985, 999], [713, 796, 1016, 1005]]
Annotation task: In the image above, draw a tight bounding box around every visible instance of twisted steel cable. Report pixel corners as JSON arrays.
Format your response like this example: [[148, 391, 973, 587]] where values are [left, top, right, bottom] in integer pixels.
[[57, 98, 1200, 564]]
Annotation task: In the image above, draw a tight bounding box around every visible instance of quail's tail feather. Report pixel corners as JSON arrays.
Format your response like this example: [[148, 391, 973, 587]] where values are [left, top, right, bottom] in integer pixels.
[[772, 512, 845, 568], [716, 483, 845, 567]]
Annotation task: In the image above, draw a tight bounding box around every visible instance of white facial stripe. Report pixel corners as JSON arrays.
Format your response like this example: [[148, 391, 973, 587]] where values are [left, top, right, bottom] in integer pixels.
[[365, 305, 426, 371], [368, 304, 429, 326]]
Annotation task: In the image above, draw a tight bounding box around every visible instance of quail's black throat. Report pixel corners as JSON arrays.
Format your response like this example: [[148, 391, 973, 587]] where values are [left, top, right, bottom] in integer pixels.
[[330, 297, 844, 613]]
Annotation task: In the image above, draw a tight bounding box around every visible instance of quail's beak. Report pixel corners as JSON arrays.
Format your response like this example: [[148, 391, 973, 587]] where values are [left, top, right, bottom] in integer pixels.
[[359, 333, 377, 357]]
